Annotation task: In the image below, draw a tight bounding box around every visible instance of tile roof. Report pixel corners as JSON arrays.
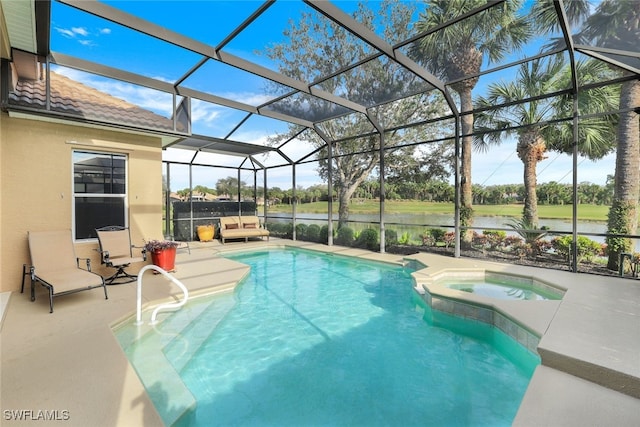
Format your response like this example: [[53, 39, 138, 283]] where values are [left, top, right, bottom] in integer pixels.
[[8, 71, 182, 132]]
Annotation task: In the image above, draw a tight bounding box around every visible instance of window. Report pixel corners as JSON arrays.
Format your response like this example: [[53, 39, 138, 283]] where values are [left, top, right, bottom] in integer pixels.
[[73, 151, 127, 240]]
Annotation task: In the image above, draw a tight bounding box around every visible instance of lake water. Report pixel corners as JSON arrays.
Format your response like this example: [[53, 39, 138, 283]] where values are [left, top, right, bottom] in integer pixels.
[[268, 212, 606, 237], [266, 212, 639, 250]]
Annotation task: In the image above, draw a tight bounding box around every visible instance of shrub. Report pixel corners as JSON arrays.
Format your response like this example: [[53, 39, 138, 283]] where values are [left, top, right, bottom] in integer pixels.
[[421, 228, 446, 246], [356, 228, 379, 251], [483, 230, 507, 250], [551, 235, 603, 264], [472, 231, 488, 248], [421, 233, 435, 246], [295, 223, 308, 240], [385, 229, 398, 246], [429, 228, 446, 243], [513, 241, 532, 260], [532, 239, 553, 255], [398, 231, 412, 245], [443, 232, 455, 248], [503, 235, 523, 250], [305, 224, 320, 242], [282, 223, 294, 239], [319, 225, 330, 244], [266, 222, 290, 238], [335, 226, 355, 246], [574, 236, 603, 263]]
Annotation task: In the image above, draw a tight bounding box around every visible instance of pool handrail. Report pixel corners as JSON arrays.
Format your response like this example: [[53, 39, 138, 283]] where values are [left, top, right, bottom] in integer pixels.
[[136, 264, 189, 325]]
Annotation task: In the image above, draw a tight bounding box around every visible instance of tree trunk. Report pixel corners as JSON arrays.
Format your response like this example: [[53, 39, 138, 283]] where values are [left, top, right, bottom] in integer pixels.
[[333, 148, 379, 231], [607, 78, 640, 270], [517, 131, 545, 227], [337, 184, 358, 229], [460, 87, 474, 244]]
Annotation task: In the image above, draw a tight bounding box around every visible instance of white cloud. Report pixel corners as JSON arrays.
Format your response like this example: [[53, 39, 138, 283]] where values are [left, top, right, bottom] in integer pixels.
[[54, 25, 109, 46], [472, 142, 615, 187], [220, 91, 273, 107], [52, 67, 173, 117], [71, 27, 89, 36], [54, 27, 75, 38], [191, 100, 224, 125]]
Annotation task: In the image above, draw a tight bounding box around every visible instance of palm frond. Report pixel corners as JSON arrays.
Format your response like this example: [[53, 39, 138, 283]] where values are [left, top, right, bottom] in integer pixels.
[[505, 218, 547, 243]]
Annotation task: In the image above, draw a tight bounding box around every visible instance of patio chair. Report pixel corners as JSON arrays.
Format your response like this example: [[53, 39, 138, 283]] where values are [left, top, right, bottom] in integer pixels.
[[164, 234, 190, 254], [25, 230, 108, 313], [96, 226, 146, 284]]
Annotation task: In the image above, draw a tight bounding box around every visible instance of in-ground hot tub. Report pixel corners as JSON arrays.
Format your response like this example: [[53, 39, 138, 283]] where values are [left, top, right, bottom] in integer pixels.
[[439, 271, 564, 301], [413, 268, 566, 354]]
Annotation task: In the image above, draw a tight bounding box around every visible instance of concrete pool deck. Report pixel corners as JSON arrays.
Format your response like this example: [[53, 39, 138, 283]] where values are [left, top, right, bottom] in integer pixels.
[[1, 239, 639, 426]]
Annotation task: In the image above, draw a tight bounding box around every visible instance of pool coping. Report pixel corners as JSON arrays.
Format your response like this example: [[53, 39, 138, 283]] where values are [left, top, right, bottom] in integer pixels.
[[2, 239, 639, 426]]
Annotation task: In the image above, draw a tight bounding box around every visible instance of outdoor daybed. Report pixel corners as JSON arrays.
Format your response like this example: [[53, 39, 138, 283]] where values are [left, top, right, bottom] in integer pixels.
[[219, 216, 270, 244]]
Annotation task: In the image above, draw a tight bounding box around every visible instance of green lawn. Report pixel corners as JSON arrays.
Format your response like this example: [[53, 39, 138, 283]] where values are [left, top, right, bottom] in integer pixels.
[[269, 200, 614, 222]]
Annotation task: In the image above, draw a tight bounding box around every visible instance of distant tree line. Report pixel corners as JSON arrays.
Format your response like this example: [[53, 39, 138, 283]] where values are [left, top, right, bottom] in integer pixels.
[[176, 175, 618, 207]]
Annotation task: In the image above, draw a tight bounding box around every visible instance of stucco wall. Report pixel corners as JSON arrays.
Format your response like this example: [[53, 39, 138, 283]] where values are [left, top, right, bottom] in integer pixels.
[[0, 112, 164, 292]]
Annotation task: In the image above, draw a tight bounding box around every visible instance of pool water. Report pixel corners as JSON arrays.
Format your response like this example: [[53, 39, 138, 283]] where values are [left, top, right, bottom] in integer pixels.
[[444, 280, 559, 300], [116, 249, 538, 426]]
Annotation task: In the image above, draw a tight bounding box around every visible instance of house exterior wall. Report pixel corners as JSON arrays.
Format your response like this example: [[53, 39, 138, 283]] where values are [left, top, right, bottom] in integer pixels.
[[0, 112, 164, 292]]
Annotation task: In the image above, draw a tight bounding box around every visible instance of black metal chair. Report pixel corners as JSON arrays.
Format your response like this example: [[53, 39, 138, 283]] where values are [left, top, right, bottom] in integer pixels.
[[96, 226, 146, 284]]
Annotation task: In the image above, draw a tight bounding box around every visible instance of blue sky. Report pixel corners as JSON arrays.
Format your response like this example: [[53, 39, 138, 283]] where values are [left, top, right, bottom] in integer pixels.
[[48, 0, 615, 190]]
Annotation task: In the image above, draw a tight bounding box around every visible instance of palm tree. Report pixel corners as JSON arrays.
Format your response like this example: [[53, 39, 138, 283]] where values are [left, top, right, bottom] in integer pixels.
[[475, 57, 618, 226], [475, 56, 564, 226], [411, 0, 532, 243], [532, 0, 640, 271], [580, 2, 640, 270]]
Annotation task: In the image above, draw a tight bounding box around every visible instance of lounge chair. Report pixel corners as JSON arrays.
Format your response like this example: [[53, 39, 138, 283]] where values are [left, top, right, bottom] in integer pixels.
[[219, 216, 270, 244], [25, 230, 108, 313], [96, 226, 146, 284]]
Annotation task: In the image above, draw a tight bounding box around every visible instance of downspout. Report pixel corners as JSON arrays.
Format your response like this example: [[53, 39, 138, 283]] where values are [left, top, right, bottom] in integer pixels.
[[0, 59, 9, 107], [45, 55, 50, 110]]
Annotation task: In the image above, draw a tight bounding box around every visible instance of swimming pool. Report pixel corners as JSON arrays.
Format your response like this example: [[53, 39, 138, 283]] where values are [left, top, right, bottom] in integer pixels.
[[115, 248, 539, 426]]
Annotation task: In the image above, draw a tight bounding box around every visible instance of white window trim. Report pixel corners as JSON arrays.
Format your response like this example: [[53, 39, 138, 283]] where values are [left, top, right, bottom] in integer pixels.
[[71, 150, 129, 242]]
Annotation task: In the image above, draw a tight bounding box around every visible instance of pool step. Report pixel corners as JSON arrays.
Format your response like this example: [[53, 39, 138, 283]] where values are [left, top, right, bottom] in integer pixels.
[[113, 295, 214, 350], [163, 296, 237, 373], [113, 296, 233, 427], [117, 321, 197, 426], [154, 296, 217, 335]]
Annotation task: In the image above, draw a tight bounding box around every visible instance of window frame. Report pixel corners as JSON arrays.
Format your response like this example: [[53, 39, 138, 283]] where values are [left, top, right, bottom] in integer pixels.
[[72, 150, 129, 241]]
